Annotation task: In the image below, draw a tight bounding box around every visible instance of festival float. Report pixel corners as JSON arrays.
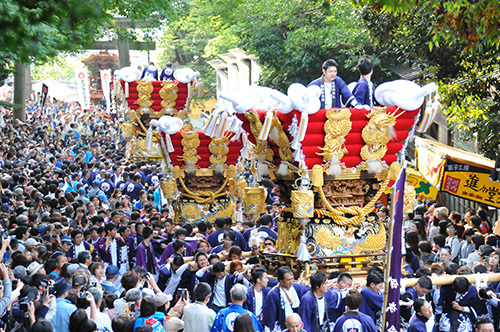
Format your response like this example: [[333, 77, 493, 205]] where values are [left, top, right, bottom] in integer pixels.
[[117, 67, 438, 278]]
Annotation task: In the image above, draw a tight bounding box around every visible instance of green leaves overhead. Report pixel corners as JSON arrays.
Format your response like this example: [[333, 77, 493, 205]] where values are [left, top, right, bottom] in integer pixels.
[[234, 0, 371, 89], [0, 0, 104, 64], [0, 0, 181, 82], [353, 0, 500, 157], [158, 0, 389, 95], [352, 0, 500, 53]]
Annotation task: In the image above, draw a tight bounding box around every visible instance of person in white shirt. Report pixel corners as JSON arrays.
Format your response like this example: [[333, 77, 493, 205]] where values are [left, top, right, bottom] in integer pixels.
[[183, 282, 216, 332], [162, 255, 190, 296], [445, 222, 460, 263], [86, 287, 113, 332], [243, 266, 275, 322]]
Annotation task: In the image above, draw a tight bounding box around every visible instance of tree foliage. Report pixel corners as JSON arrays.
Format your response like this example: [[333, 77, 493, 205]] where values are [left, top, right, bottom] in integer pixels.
[[235, 0, 364, 90], [158, 0, 401, 96], [439, 54, 500, 159], [157, 0, 241, 97], [353, 0, 500, 158], [31, 55, 77, 83], [230, 0, 399, 90], [0, 0, 104, 65], [352, 0, 500, 53], [0, 0, 181, 83]]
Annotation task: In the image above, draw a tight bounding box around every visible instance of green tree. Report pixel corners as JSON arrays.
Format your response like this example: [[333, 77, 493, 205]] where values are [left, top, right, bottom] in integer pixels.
[[352, 0, 500, 53], [31, 55, 77, 83], [352, 0, 500, 158], [158, 0, 400, 97], [157, 0, 241, 98], [0, 0, 181, 83], [439, 55, 500, 159]]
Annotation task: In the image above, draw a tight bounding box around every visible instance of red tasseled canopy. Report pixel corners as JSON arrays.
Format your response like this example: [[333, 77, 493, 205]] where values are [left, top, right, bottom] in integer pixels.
[[120, 80, 189, 112], [236, 107, 420, 168], [121, 81, 419, 169]]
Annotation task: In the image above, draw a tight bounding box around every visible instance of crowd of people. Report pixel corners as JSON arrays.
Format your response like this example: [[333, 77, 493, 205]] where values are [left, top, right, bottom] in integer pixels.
[[372, 201, 500, 332], [0, 85, 497, 332]]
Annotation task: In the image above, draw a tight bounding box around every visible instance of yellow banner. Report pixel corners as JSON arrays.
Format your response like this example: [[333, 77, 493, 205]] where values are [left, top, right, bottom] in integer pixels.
[[407, 168, 439, 202], [416, 138, 446, 188], [441, 161, 500, 208], [384, 167, 439, 202]]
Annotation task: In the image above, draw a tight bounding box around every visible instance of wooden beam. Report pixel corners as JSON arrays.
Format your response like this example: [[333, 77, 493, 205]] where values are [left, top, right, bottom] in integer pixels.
[[207, 59, 228, 70], [103, 17, 164, 29], [402, 272, 500, 288], [88, 40, 156, 51]]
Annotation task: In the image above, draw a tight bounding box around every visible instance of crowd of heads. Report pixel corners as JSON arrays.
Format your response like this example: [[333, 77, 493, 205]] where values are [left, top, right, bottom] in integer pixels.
[[0, 88, 498, 332]]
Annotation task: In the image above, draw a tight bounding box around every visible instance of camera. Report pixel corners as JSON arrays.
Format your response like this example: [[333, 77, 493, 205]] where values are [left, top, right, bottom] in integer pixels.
[[479, 287, 496, 300], [19, 300, 29, 312], [400, 292, 413, 302], [78, 292, 87, 299], [177, 288, 187, 301], [48, 285, 55, 295], [124, 302, 135, 314]]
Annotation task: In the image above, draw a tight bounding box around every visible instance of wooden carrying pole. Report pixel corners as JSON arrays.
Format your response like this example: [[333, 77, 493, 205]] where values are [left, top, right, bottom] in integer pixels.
[[351, 272, 500, 288], [401, 272, 500, 288], [182, 251, 253, 263]]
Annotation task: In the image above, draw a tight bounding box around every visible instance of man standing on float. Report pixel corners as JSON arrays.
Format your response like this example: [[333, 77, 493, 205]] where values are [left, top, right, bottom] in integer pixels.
[[308, 59, 358, 109]]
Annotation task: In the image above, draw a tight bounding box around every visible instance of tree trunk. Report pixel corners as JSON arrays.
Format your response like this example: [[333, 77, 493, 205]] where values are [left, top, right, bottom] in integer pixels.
[[13, 62, 27, 122]]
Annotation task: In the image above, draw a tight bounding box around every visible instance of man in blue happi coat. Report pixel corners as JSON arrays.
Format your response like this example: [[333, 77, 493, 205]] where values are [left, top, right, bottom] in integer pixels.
[[402, 276, 434, 324], [141, 62, 158, 81], [352, 57, 377, 108], [160, 63, 175, 81], [243, 266, 278, 323], [210, 283, 263, 332], [408, 298, 436, 332], [262, 266, 309, 331], [308, 59, 358, 109], [333, 289, 377, 332], [298, 271, 349, 332]]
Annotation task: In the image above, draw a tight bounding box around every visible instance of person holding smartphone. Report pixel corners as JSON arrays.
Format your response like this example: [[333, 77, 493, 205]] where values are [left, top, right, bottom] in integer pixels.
[[0, 264, 12, 314]]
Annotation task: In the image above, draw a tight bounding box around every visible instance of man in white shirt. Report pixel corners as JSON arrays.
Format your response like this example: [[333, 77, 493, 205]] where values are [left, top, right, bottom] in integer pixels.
[[86, 287, 113, 332], [183, 282, 216, 332], [162, 255, 190, 296], [298, 271, 348, 332], [243, 267, 273, 322]]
